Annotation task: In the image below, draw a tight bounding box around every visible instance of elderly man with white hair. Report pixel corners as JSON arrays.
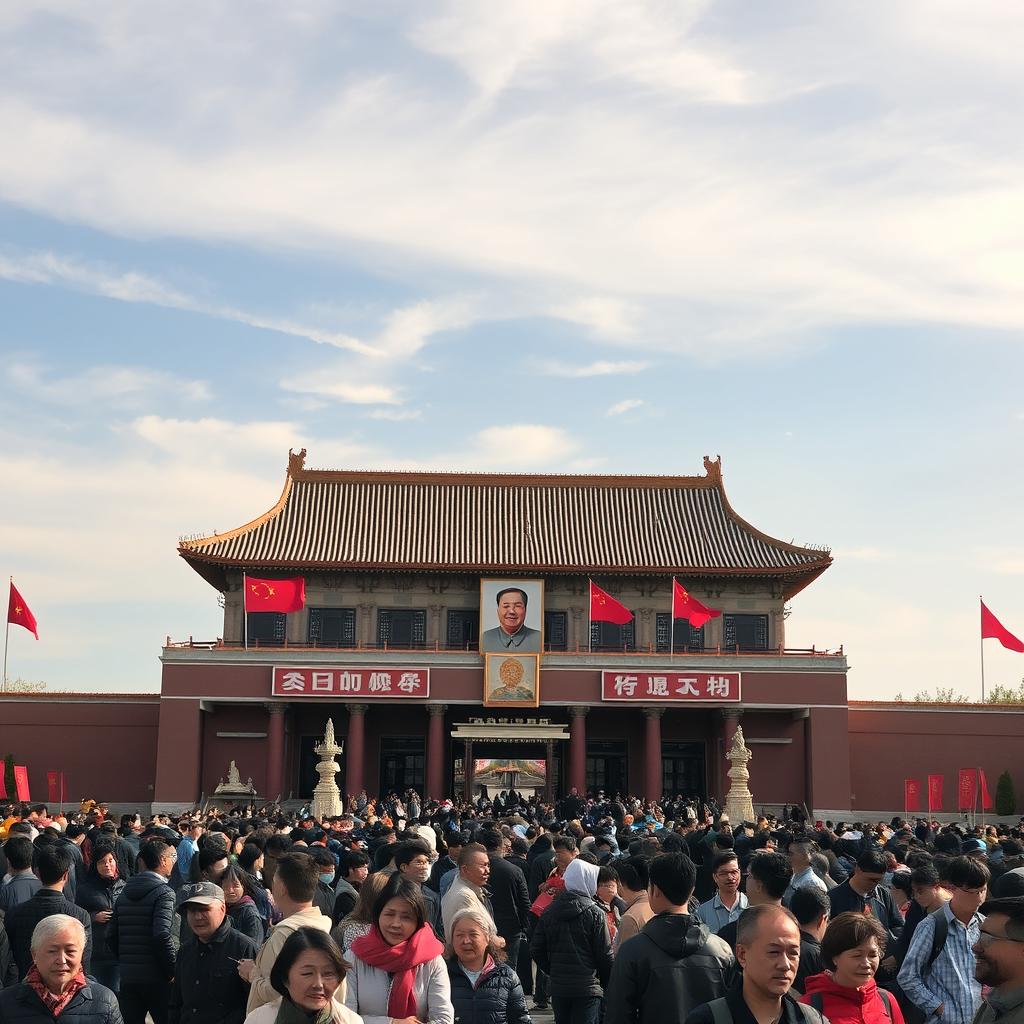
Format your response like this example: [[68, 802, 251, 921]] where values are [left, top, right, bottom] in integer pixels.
[[446, 907, 530, 1024], [0, 913, 123, 1022]]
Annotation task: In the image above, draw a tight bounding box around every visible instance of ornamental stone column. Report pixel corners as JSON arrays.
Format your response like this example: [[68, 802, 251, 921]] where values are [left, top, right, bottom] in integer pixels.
[[265, 702, 287, 801], [345, 704, 369, 798], [312, 719, 343, 820], [643, 708, 664, 802], [719, 709, 742, 804], [569, 706, 588, 795], [426, 704, 447, 800]]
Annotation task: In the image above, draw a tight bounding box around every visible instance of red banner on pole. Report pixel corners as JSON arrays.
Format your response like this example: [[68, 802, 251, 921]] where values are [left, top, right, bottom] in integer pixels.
[[958, 768, 978, 811], [13, 765, 30, 802], [927, 774, 943, 812], [0, 771, 6, 799], [905, 779, 922, 813], [47, 771, 63, 805], [979, 768, 994, 811]]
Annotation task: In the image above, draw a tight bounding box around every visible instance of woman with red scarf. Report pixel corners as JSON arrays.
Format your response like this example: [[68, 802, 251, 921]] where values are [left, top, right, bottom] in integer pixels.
[[344, 875, 453, 1024]]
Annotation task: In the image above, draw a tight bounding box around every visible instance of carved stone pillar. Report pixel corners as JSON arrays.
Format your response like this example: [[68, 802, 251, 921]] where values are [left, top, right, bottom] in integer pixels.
[[637, 607, 653, 652], [357, 604, 374, 648], [427, 604, 443, 647]]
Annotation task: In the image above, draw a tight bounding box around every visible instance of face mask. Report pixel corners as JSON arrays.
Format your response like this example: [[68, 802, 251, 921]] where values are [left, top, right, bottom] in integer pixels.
[[320, 873, 334, 884]]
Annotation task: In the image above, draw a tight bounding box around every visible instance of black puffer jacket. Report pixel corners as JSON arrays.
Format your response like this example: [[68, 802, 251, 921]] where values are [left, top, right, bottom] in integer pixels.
[[0, 979, 123, 1022], [603, 912, 735, 1024], [75, 871, 127, 968], [448, 957, 530, 1024], [106, 871, 175, 984], [168, 918, 258, 1024], [530, 889, 613, 998]]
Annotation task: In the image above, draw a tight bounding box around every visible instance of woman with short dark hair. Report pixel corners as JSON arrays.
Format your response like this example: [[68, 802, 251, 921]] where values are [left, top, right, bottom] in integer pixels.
[[344, 876, 453, 1024], [243, 927, 358, 1024], [800, 911, 906, 1024]]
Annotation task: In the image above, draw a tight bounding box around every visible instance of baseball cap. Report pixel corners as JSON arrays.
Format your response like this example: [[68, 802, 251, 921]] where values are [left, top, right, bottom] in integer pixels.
[[176, 882, 225, 909]]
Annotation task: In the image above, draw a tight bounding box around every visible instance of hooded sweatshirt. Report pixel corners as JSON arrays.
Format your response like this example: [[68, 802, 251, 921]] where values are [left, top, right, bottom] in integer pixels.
[[564, 859, 600, 897], [801, 972, 905, 1024]]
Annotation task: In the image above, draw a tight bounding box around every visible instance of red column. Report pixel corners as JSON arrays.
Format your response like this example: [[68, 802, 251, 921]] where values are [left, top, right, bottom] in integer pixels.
[[345, 704, 368, 799], [569, 706, 588, 795], [644, 708, 663, 802], [265, 703, 287, 801], [426, 704, 447, 800]]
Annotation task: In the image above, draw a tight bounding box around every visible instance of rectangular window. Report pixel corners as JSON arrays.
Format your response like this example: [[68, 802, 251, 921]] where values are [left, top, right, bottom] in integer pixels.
[[246, 612, 285, 645], [655, 613, 705, 653], [544, 610, 568, 651], [446, 609, 479, 650], [308, 607, 357, 647], [723, 613, 769, 651], [590, 618, 635, 652], [377, 609, 427, 648]]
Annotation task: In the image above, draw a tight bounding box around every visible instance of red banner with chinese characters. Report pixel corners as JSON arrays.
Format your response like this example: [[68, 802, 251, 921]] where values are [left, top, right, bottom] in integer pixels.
[[927, 774, 943, 812], [14, 765, 30, 802], [272, 667, 429, 698], [904, 778, 921, 813], [47, 771, 64, 805], [958, 768, 978, 810], [601, 671, 741, 702]]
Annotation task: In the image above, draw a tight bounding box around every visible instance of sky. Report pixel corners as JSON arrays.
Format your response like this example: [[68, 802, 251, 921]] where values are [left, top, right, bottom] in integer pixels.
[[2, 2, 1024, 700]]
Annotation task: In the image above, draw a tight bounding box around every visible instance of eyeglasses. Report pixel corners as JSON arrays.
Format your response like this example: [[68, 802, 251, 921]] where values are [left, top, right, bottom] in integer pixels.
[[978, 930, 1024, 944]]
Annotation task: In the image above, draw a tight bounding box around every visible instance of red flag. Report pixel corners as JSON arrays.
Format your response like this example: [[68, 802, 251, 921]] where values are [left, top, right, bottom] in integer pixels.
[[927, 774, 943, 812], [904, 779, 922, 813], [981, 600, 1024, 653], [979, 768, 993, 811], [0, 771, 6, 799], [13, 765, 30, 802], [7, 582, 38, 639], [47, 771, 63, 805], [244, 576, 305, 613], [590, 582, 633, 625], [958, 768, 978, 811], [672, 579, 722, 629]]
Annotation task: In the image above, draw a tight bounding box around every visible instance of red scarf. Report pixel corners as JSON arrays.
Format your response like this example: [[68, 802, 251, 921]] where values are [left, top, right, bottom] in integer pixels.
[[25, 964, 87, 1017], [351, 925, 444, 1018]]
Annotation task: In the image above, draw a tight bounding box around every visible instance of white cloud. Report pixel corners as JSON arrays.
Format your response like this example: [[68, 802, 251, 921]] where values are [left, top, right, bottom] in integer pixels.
[[278, 375, 402, 405], [541, 359, 652, 378], [9, 362, 211, 406], [607, 398, 644, 417], [369, 408, 423, 422]]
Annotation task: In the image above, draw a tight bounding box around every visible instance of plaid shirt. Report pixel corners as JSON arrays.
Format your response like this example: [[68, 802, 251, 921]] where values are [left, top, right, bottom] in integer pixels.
[[897, 903, 983, 1024]]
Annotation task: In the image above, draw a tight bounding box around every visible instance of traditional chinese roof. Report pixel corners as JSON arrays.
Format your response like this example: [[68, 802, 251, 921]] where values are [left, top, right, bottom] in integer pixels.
[[179, 451, 831, 596]]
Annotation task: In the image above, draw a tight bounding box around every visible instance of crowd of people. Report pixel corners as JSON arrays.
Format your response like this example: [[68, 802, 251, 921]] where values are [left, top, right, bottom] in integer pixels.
[[2, 788, 1024, 1024]]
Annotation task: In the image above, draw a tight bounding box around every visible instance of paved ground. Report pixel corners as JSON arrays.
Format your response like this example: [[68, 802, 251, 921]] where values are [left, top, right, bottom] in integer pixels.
[[529, 1003, 556, 1024]]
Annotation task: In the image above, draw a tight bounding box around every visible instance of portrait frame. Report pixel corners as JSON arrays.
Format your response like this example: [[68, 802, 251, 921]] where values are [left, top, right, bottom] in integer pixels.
[[484, 653, 541, 708], [479, 578, 545, 654]]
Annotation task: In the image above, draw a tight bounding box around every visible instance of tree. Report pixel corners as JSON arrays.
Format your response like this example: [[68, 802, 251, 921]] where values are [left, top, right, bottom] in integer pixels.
[[996, 770, 1016, 817], [3, 754, 15, 802]]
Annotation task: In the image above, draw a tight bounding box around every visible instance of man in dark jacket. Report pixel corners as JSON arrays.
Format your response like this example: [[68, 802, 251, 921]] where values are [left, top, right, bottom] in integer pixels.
[[168, 883, 258, 1024], [481, 829, 530, 970], [332, 849, 369, 926], [58, 824, 88, 903], [5, 843, 93, 980], [605, 852, 734, 1024], [107, 838, 177, 1024], [790, 885, 829, 995], [531, 858, 613, 1024], [428, 832, 466, 893]]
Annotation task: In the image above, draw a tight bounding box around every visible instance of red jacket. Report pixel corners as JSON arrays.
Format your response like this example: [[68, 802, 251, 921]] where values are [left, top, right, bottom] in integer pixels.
[[801, 972, 905, 1024]]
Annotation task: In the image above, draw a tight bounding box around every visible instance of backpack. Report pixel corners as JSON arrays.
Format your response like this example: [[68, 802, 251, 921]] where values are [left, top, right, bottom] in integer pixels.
[[708, 997, 827, 1024], [811, 989, 893, 1022], [922, 906, 950, 973]]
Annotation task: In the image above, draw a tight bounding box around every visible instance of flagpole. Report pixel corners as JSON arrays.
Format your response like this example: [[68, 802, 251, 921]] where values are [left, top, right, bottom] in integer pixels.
[[670, 577, 675, 659], [979, 766, 985, 828], [3, 578, 10, 693], [979, 596, 986, 702], [243, 572, 249, 651]]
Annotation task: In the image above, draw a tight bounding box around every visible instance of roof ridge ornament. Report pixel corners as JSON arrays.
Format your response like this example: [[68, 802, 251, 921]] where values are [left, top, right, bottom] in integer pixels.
[[288, 448, 307, 476], [703, 454, 722, 483]]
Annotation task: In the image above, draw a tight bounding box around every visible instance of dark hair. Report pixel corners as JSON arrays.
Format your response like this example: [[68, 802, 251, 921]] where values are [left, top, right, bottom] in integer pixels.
[[649, 852, 696, 906], [394, 841, 433, 871], [309, 846, 337, 870], [495, 587, 527, 607], [139, 839, 172, 871], [373, 875, 427, 932], [342, 850, 371, 874], [820, 911, 888, 969], [265, 834, 293, 858], [617, 855, 649, 893], [4, 836, 33, 871], [275, 852, 320, 904], [447, 832, 470, 850], [911, 864, 940, 888], [458, 843, 487, 867], [597, 865, 618, 886], [190, 846, 230, 883], [890, 871, 913, 901], [948, 854, 991, 890], [552, 836, 578, 853], [237, 843, 264, 874], [36, 844, 73, 885], [856, 849, 887, 875], [748, 852, 792, 900], [712, 851, 740, 873], [790, 885, 831, 927], [714, 833, 735, 851], [510, 837, 528, 857], [219, 862, 262, 902], [479, 830, 502, 853], [736, 904, 799, 947], [270, 927, 347, 998]]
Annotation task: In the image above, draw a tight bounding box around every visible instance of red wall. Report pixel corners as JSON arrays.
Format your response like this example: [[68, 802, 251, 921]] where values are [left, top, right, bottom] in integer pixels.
[[0, 696, 160, 806]]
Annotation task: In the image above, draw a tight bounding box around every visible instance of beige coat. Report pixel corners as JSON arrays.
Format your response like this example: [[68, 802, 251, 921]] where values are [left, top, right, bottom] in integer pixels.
[[245, 906, 334, 1014], [615, 891, 654, 952], [244, 997, 361, 1024]]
